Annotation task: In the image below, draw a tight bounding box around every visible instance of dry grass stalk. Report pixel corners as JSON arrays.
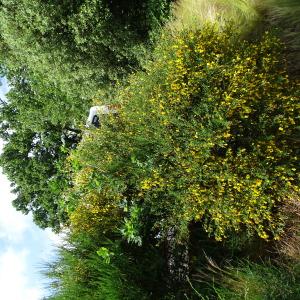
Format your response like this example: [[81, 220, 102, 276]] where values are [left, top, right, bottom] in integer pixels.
[[276, 194, 300, 262], [166, 0, 259, 32]]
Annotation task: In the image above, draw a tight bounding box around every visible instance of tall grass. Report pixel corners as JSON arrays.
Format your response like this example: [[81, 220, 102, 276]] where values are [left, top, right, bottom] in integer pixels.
[[167, 0, 300, 76], [42, 232, 148, 300], [258, 0, 300, 77], [276, 194, 300, 264], [194, 259, 300, 300], [167, 0, 260, 32]]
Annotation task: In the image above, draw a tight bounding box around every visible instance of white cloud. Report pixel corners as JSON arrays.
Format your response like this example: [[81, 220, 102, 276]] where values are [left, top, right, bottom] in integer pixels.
[[0, 169, 32, 243], [0, 139, 33, 243], [38, 228, 65, 262], [45, 228, 67, 246], [0, 248, 44, 300], [0, 76, 10, 100]]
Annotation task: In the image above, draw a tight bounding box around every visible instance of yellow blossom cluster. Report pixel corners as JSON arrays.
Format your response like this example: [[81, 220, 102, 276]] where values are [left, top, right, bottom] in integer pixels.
[[69, 24, 299, 242], [121, 26, 299, 240]]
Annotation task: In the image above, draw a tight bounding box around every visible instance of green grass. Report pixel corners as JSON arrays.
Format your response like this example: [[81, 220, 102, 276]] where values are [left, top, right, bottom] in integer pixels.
[[193, 259, 300, 300], [43, 232, 148, 300], [217, 262, 300, 300]]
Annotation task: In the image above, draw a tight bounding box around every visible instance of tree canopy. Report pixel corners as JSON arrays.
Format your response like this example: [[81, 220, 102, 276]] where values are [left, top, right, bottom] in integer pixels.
[[0, 72, 81, 229], [0, 0, 174, 230]]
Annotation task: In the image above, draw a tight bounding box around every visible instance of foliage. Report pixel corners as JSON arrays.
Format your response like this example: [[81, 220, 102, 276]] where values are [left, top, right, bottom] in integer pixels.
[[68, 163, 123, 235], [201, 260, 300, 300], [44, 232, 148, 300], [258, 0, 300, 78], [168, 0, 300, 77], [0, 0, 174, 231], [167, 0, 259, 32], [1, 0, 299, 298], [97, 247, 114, 264], [0, 128, 70, 229], [121, 204, 143, 246], [0, 0, 174, 99], [275, 194, 300, 263], [0, 68, 84, 230], [70, 25, 299, 243]]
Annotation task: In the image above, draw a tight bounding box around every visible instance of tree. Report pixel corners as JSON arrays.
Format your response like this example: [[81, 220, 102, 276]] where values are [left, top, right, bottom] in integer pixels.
[[0, 0, 174, 229], [0, 71, 81, 230], [0, 0, 174, 98]]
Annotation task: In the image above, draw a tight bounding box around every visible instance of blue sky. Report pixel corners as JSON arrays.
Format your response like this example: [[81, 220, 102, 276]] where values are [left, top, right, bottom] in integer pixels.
[[0, 77, 59, 300]]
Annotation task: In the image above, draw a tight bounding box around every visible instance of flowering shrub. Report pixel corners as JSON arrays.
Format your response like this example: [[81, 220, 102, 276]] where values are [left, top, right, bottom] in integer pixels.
[[68, 161, 123, 234], [70, 25, 299, 242]]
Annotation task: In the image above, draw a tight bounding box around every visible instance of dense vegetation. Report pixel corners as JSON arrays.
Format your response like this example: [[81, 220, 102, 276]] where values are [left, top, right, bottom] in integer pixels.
[[0, 0, 299, 299], [0, 0, 174, 229]]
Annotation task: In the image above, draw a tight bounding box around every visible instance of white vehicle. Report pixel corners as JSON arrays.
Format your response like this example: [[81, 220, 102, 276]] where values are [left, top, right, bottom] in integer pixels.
[[86, 105, 119, 128]]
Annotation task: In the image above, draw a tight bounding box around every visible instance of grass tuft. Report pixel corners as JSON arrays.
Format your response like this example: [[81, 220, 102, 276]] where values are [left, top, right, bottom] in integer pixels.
[[166, 0, 260, 33], [167, 0, 300, 77]]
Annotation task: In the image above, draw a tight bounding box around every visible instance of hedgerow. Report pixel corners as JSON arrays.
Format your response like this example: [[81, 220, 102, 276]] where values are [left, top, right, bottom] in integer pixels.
[[69, 24, 299, 243]]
